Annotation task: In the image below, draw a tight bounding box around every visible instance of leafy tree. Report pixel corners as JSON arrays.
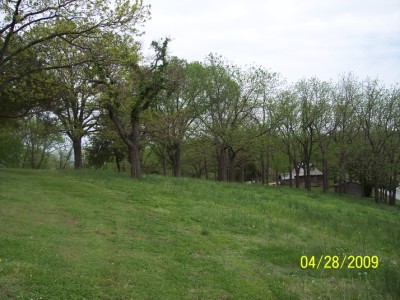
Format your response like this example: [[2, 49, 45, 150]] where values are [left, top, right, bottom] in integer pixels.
[[359, 79, 399, 204], [51, 52, 100, 169], [0, 0, 149, 117], [0, 120, 24, 167], [307, 79, 333, 192], [86, 113, 127, 171], [99, 39, 169, 178], [331, 74, 363, 192], [143, 58, 204, 176], [20, 111, 63, 169], [251, 68, 281, 184], [275, 89, 302, 187], [195, 54, 261, 181], [282, 78, 332, 191], [181, 135, 214, 178]]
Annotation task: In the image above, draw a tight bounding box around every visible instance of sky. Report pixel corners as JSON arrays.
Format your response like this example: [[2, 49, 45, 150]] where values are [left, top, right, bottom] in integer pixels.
[[140, 0, 400, 85]]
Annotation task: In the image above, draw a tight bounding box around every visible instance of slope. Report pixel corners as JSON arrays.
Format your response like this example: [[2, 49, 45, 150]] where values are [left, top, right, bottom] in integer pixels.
[[0, 169, 399, 299]]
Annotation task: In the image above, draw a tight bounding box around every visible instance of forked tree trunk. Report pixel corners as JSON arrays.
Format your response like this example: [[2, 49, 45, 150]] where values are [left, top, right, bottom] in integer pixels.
[[108, 109, 141, 179]]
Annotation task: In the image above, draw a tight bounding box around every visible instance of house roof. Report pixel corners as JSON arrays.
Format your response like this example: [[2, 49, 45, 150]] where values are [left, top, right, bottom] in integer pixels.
[[281, 166, 323, 180]]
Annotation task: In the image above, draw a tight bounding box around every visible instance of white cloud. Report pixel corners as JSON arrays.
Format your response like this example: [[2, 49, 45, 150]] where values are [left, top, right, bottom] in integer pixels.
[[141, 0, 400, 85]]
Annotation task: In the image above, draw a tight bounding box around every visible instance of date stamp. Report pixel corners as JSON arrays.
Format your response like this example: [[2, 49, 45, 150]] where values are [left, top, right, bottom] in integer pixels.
[[300, 255, 379, 269]]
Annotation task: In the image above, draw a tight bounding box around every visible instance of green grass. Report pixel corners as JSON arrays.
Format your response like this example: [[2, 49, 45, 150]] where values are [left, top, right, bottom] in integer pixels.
[[0, 168, 399, 299]]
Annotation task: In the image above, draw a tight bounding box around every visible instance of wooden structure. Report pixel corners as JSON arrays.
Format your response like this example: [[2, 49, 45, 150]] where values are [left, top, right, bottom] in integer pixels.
[[280, 166, 324, 187], [334, 182, 364, 197]]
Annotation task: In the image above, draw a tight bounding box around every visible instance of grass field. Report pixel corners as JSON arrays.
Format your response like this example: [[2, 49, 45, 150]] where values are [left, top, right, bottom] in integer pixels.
[[0, 168, 399, 299]]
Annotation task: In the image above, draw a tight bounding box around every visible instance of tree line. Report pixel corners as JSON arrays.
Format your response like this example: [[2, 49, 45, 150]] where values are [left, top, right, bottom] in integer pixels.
[[1, 1, 399, 205]]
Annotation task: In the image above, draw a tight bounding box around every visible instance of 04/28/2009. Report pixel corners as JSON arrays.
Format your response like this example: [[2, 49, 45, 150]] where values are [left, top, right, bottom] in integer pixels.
[[300, 255, 379, 269]]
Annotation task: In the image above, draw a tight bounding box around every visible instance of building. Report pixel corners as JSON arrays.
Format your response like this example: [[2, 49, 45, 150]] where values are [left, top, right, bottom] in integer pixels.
[[280, 165, 324, 187], [334, 182, 364, 197]]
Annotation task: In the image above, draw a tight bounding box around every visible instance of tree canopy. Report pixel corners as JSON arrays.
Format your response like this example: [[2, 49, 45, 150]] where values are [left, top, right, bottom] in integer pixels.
[[0, 1, 399, 205]]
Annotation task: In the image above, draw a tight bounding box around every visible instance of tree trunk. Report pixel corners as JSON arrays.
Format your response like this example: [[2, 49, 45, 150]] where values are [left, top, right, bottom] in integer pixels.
[[305, 165, 311, 191], [129, 119, 141, 178], [261, 155, 265, 185], [171, 143, 181, 177], [108, 108, 141, 179], [323, 158, 329, 193], [162, 156, 167, 176], [239, 163, 245, 183], [228, 149, 235, 182], [72, 136, 83, 169], [204, 159, 208, 180], [217, 147, 227, 181], [293, 160, 300, 188], [266, 152, 270, 185], [374, 180, 380, 204], [30, 143, 35, 169], [338, 151, 346, 193], [388, 172, 397, 206], [115, 156, 121, 172], [288, 162, 293, 188], [321, 146, 329, 192]]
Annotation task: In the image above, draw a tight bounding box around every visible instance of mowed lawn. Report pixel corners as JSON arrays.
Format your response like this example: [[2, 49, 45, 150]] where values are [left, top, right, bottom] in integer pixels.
[[0, 169, 399, 299]]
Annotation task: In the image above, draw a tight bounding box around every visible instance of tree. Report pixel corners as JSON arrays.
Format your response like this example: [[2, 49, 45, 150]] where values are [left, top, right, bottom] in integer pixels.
[[331, 74, 363, 193], [275, 89, 302, 188], [195, 54, 261, 181], [251, 68, 280, 184], [181, 135, 214, 179], [20, 111, 63, 169], [359, 79, 399, 204], [143, 58, 203, 177], [0, 120, 24, 167], [0, 0, 149, 117], [307, 79, 333, 192], [293, 78, 330, 191], [99, 39, 170, 178], [86, 113, 127, 171], [386, 86, 400, 205], [52, 52, 100, 169]]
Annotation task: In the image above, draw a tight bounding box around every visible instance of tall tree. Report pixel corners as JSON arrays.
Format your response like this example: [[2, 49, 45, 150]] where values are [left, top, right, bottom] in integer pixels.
[[196, 54, 260, 181], [359, 79, 399, 204], [20, 111, 63, 169], [99, 39, 169, 178], [0, 120, 24, 167], [332, 74, 363, 193], [52, 51, 100, 169], [143, 58, 203, 177], [294, 78, 329, 190], [307, 79, 333, 192], [0, 0, 149, 117], [252, 68, 280, 184], [275, 89, 302, 188]]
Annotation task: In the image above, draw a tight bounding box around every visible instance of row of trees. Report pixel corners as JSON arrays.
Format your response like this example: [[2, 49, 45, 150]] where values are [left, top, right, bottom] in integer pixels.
[[1, 1, 399, 205]]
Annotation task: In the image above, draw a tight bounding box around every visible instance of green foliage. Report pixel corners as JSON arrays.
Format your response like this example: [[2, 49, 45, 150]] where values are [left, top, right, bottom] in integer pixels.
[[0, 0, 150, 117], [0, 122, 24, 167], [20, 112, 64, 169], [99, 38, 170, 178]]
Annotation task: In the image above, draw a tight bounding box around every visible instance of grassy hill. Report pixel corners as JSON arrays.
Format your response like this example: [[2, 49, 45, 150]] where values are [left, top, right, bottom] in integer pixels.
[[0, 168, 399, 299]]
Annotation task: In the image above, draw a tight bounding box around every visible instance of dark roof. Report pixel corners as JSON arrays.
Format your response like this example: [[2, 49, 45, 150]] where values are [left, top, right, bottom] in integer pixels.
[[281, 166, 323, 180]]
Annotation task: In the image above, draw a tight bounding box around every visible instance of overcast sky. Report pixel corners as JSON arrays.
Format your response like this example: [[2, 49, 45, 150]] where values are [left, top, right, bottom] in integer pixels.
[[140, 0, 400, 85]]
